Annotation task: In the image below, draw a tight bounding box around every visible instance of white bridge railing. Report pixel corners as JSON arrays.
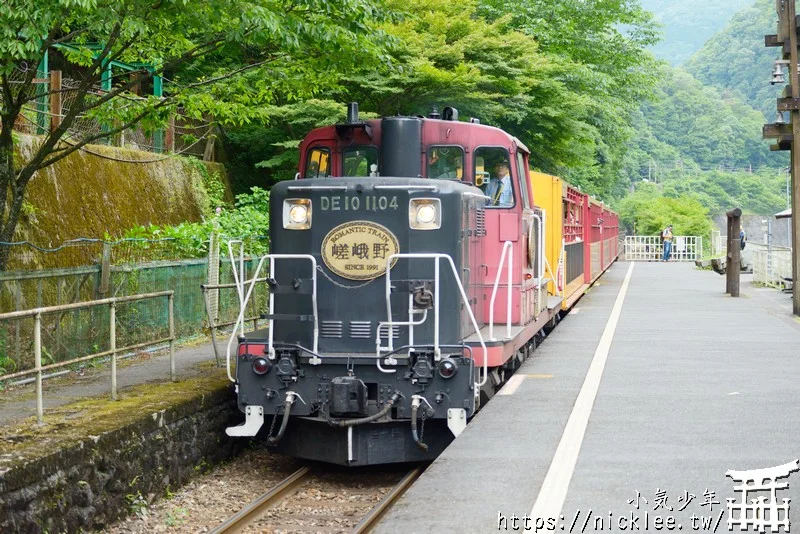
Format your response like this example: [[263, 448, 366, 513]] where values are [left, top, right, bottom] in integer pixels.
[[624, 235, 702, 262], [750, 242, 792, 289]]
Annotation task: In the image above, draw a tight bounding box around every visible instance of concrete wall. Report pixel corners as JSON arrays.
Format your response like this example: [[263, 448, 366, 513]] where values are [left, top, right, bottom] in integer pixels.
[[0, 383, 242, 533], [713, 213, 791, 247]]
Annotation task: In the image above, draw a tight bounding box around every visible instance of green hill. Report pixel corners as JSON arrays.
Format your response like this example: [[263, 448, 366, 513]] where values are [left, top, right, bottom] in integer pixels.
[[640, 0, 753, 65], [683, 0, 778, 119]]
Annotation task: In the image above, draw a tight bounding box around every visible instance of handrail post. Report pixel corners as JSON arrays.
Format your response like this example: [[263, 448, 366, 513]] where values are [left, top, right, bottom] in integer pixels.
[[34, 312, 43, 425], [168, 293, 176, 381], [506, 244, 512, 339], [201, 285, 221, 367], [110, 302, 117, 400]]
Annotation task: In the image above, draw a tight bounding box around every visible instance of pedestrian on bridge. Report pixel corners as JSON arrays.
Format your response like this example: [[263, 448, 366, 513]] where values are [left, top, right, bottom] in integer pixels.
[[662, 225, 674, 261]]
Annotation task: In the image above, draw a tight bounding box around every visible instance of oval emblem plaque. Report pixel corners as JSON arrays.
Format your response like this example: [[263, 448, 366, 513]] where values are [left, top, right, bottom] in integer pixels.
[[321, 221, 400, 281]]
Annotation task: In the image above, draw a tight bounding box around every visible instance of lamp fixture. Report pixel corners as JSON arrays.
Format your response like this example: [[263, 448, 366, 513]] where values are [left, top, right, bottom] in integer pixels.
[[771, 59, 791, 85]]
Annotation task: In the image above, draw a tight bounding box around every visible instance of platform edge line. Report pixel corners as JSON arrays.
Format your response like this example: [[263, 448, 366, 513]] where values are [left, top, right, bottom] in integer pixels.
[[529, 262, 635, 521]]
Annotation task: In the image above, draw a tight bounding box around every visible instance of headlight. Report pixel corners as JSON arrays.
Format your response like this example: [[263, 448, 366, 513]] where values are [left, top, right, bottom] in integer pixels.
[[289, 205, 308, 224], [409, 198, 441, 230], [283, 199, 312, 229]]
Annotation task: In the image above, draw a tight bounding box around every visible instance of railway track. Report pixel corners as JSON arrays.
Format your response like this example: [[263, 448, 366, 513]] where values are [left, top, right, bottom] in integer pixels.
[[210, 464, 425, 533]]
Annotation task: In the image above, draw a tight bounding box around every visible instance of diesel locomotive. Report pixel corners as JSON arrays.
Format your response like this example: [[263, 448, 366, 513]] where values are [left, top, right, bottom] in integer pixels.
[[224, 104, 619, 466]]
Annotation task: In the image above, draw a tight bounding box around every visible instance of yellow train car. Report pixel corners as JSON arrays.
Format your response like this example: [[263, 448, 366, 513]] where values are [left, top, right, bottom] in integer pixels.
[[530, 172, 620, 312]]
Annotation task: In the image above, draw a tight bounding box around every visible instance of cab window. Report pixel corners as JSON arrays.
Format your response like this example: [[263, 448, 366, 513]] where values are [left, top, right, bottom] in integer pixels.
[[343, 146, 379, 177], [516, 152, 530, 209], [305, 147, 330, 178], [475, 147, 514, 208], [427, 146, 464, 180]]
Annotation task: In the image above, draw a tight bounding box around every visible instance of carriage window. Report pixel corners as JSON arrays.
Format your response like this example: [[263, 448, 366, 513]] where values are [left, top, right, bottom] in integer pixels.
[[305, 148, 330, 178], [343, 146, 379, 177], [427, 146, 464, 180], [517, 152, 530, 209], [475, 147, 514, 208]]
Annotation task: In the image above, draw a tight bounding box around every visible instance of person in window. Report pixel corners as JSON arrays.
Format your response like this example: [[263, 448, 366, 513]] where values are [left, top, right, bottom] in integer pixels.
[[305, 160, 320, 178], [485, 161, 513, 206], [436, 155, 463, 179]]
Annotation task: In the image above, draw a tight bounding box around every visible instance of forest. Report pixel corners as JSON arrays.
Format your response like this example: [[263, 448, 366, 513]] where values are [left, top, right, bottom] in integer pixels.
[[0, 0, 788, 257]]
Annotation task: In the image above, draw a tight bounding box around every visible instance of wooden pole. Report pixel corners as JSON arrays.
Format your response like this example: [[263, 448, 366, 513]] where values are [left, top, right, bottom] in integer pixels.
[[784, 0, 800, 314], [166, 114, 175, 153], [726, 216, 733, 294], [49, 70, 62, 132], [727, 208, 742, 297]]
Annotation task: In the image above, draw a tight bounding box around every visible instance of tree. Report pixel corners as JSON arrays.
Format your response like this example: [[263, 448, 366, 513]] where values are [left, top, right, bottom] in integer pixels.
[[0, 0, 390, 270], [223, 0, 662, 198], [616, 181, 713, 237], [475, 0, 662, 194]]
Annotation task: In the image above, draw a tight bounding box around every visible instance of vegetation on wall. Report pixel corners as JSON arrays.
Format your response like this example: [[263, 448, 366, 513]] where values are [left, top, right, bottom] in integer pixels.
[[4, 136, 232, 270], [117, 186, 270, 259]]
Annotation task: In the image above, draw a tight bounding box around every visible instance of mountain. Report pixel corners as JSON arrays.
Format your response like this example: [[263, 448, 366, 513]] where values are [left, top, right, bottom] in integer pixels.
[[625, 65, 772, 179], [683, 0, 778, 119], [640, 0, 753, 65]]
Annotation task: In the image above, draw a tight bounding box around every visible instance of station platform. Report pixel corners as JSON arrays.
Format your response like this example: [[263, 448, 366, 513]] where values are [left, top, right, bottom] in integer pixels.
[[377, 262, 800, 533]]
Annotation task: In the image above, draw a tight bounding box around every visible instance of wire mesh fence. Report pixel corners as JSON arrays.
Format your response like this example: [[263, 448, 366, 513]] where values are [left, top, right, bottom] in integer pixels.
[[0, 239, 269, 379], [3, 65, 214, 158]]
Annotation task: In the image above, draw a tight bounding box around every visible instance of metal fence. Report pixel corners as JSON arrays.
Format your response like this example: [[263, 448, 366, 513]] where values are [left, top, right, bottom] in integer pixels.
[[624, 236, 702, 262], [6, 66, 214, 158], [0, 253, 268, 380], [711, 229, 727, 257], [0, 291, 174, 423], [750, 242, 793, 289]]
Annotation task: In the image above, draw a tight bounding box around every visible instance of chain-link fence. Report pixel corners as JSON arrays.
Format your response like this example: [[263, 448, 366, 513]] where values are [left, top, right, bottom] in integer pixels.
[[0, 237, 269, 378], [4, 65, 214, 158]]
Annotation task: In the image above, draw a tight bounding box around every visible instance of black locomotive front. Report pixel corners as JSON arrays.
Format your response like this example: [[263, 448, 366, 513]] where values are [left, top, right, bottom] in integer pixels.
[[226, 118, 487, 465]]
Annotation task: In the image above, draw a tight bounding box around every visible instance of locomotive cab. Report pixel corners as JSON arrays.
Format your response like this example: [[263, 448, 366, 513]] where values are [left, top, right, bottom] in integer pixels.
[[225, 104, 542, 466]]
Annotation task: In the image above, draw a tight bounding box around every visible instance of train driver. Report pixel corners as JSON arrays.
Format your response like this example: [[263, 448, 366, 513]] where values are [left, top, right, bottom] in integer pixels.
[[486, 161, 513, 207]]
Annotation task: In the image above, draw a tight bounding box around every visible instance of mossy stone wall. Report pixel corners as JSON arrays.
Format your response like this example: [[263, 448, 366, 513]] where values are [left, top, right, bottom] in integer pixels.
[[10, 135, 232, 270], [0, 376, 243, 533]]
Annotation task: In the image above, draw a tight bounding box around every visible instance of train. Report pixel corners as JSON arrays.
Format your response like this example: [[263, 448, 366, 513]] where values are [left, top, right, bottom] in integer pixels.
[[224, 104, 619, 466]]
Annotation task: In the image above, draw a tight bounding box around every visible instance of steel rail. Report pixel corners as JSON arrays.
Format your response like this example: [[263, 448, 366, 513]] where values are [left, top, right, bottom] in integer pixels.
[[351, 466, 425, 533], [210, 466, 313, 534]]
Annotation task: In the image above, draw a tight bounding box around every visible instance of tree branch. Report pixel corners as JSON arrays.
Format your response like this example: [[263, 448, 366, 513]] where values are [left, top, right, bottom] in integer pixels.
[[180, 56, 284, 90]]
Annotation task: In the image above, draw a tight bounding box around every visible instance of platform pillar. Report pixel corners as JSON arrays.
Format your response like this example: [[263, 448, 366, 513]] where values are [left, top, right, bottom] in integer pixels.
[[726, 208, 742, 297]]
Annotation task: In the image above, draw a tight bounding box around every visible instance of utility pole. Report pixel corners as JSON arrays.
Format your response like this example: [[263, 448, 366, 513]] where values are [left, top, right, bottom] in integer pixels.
[[764, 0, 800, 315]]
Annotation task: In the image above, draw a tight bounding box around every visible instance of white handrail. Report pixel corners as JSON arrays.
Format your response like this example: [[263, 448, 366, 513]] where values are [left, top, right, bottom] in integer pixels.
[[226, 240, 246, 336], [376, 309, 428, 373], [538, 211, 546, 284], [381, 253, 489, 388], [489, 241, 513, 340], [225, 254, 319, 383]]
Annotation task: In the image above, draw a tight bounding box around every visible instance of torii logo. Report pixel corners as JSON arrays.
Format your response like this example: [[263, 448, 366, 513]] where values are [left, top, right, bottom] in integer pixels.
[[726, 460, 799, 532]]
